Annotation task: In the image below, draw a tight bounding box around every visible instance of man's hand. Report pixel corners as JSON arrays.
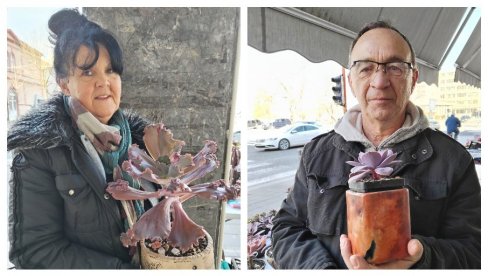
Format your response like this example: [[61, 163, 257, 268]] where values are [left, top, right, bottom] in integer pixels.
[[340, 234, 423, 269]]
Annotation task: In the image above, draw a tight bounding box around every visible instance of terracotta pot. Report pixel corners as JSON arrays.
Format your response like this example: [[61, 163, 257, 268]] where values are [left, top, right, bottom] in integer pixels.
[[346, 178, 411, 264], [140, 230, 215, 269]]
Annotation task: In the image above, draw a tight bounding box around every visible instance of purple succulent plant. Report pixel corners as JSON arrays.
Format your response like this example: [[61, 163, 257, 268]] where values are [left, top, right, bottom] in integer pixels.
[[105, 123, 239, 254], [346, 149, 401, 184]]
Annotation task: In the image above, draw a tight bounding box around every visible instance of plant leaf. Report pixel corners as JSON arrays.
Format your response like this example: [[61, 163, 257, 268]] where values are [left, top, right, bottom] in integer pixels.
[[143, 124, 185, 162], [179, 154, 220, 185], [375, 167, 394, 176], [358, 151, 382, 168], [346, 160, 362, 167], [120, 197, 176, 247], [106, 179, 161, 200], [348, 170, 371, 183], [167, 199, 206, 253]]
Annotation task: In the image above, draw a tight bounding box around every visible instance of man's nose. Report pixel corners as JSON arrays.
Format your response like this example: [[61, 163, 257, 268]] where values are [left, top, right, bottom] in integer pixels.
[[369, 65, 390, 88]]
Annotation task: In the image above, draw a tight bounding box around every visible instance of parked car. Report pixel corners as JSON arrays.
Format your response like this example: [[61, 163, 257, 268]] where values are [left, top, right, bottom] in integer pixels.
[[428, 119, 440, 130], [254, 123, 325, 150], [466, 140, 481, 165], [248, 119, 263, 129], [295, 121, 320, 126], [271, 118, 291, 129], [457, 130, 481, 147]]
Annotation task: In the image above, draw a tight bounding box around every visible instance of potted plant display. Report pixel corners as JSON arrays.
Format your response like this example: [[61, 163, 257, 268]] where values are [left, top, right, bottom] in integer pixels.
[[345, 149, 410, 265], [106, 123, 239, 269], [247, 210, 276, 270]]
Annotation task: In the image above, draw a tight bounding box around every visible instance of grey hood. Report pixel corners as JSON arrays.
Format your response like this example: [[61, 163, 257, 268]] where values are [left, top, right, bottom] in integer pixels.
[[334, 101, 430, 150]]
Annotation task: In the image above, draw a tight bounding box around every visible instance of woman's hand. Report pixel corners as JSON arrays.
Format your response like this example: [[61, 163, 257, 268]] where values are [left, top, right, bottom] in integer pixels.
[[340, 234, 423, 269]]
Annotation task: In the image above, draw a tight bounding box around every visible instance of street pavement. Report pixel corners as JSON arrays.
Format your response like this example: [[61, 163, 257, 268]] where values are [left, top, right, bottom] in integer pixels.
[[247, 145, 301, 218]]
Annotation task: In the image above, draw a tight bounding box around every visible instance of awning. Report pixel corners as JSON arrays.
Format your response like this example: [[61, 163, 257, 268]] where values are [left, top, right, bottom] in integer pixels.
[[248, 7, 473, 86], [454, 20, 481, 88]]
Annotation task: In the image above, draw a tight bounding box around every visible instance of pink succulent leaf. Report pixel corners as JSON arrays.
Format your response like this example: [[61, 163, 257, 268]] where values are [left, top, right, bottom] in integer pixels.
[[143, 124, 186, 162], [345, 160, 363, 167], [192, 140, 218, 166], [378, 152, 399, 167], [374, 167, 394, 176], [120, 228, 138, 247], [379, 149, 395, 160], [184, 179, 238, 201], [179, 154, 220, 185], [350, 165, 372, 174], [347, 150, 400, 182], [248, 235, 267, 257], [157, 179, 238, 201], [149, 237, 162, 251], [127, 144, 168, 176], [167, 199, 206, 253], [120, 197, 176, 247], [122, 160, 170, 186], [106, 179, 162, 200], [166, 178, 191, 193], [358, 151, 383, 168], [348, 170, 372, 183]]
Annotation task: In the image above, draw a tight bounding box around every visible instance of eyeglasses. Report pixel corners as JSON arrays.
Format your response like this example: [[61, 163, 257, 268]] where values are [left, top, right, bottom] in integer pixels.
[[350, 60, 413, 79]]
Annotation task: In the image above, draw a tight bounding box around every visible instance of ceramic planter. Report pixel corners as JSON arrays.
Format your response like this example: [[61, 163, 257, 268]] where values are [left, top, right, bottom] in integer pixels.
[[346, 178, 411, 264], [140, 230, 215, 269]]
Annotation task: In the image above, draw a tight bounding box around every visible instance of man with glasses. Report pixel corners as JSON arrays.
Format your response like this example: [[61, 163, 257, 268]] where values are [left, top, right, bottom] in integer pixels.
[[271, 21, 480, 269]]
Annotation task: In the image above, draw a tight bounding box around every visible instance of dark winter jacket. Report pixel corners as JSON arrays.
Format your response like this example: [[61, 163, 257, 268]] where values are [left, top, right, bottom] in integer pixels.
[[272, 129, 481, 269], [445, 115, 461, 134], [8, 94, 149, 269]]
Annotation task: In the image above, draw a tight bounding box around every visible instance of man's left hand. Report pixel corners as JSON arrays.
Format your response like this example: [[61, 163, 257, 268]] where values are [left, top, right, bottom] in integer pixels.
[[340, 234, 423, 269]]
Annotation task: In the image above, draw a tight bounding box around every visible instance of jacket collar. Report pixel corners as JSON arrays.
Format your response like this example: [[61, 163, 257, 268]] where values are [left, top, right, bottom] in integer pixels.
[[7, 93, 148, 152], [334, 101, 430, 150], [8, 94, 75, 151]]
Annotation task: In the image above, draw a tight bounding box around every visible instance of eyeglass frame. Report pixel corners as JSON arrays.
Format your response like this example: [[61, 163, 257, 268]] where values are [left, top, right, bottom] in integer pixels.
[[349, 60, 414, 79]]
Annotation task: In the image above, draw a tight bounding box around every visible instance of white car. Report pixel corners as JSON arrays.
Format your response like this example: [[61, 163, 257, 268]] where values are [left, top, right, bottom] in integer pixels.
[[254, 123, 326, 150]]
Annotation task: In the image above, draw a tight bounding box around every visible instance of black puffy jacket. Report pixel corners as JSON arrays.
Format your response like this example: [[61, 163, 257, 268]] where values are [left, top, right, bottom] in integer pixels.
[[8, 94, 148, 268], [272, 129, 481, 269]]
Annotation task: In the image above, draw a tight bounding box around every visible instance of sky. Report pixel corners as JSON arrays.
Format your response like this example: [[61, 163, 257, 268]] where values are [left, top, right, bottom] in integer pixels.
[[7, 7, 75, 59]]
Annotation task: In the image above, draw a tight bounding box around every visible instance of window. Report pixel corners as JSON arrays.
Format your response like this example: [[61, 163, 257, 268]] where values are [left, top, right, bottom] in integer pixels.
[[304, 125, 318, 131], [8, 88, 18, 122]]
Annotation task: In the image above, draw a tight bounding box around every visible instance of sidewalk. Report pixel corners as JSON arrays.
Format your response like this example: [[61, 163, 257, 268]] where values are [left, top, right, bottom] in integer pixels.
[[222, 203, 241, 261]]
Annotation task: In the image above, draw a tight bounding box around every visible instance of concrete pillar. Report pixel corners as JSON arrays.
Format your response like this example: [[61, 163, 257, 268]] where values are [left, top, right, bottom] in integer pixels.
[[84, 7, 239, 267]]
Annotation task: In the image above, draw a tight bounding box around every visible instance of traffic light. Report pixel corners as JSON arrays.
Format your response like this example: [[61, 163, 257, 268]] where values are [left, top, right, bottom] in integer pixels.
[[331, 75, 343, 106]]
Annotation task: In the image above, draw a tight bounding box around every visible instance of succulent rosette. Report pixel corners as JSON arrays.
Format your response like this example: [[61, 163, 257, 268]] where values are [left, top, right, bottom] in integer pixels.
[[105, 123, 239, 255], [346, 149, 401, 184]]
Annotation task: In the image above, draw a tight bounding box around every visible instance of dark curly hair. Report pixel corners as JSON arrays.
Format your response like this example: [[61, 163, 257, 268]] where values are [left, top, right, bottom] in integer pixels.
[[48, 8, 123, 83]]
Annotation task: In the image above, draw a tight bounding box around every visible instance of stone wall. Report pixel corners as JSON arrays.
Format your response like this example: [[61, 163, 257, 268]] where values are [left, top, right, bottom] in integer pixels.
[[84, 7, 239, 265]]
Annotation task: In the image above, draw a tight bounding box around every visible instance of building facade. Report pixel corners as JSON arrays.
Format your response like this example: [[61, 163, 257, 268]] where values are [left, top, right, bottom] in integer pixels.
[[7, 29, 51, 125], [412, 71, 481, 131]]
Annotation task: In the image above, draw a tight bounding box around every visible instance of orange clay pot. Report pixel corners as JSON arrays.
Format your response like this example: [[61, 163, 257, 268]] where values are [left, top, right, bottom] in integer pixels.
[[346, 178, 411, 265]]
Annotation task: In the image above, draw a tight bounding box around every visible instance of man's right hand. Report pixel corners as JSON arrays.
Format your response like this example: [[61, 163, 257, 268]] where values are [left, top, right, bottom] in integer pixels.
[[340, 234, 423, 269]]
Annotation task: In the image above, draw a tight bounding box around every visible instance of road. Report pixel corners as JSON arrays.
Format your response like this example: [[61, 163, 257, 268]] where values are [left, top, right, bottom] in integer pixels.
[[247, 145, 302, 218]]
